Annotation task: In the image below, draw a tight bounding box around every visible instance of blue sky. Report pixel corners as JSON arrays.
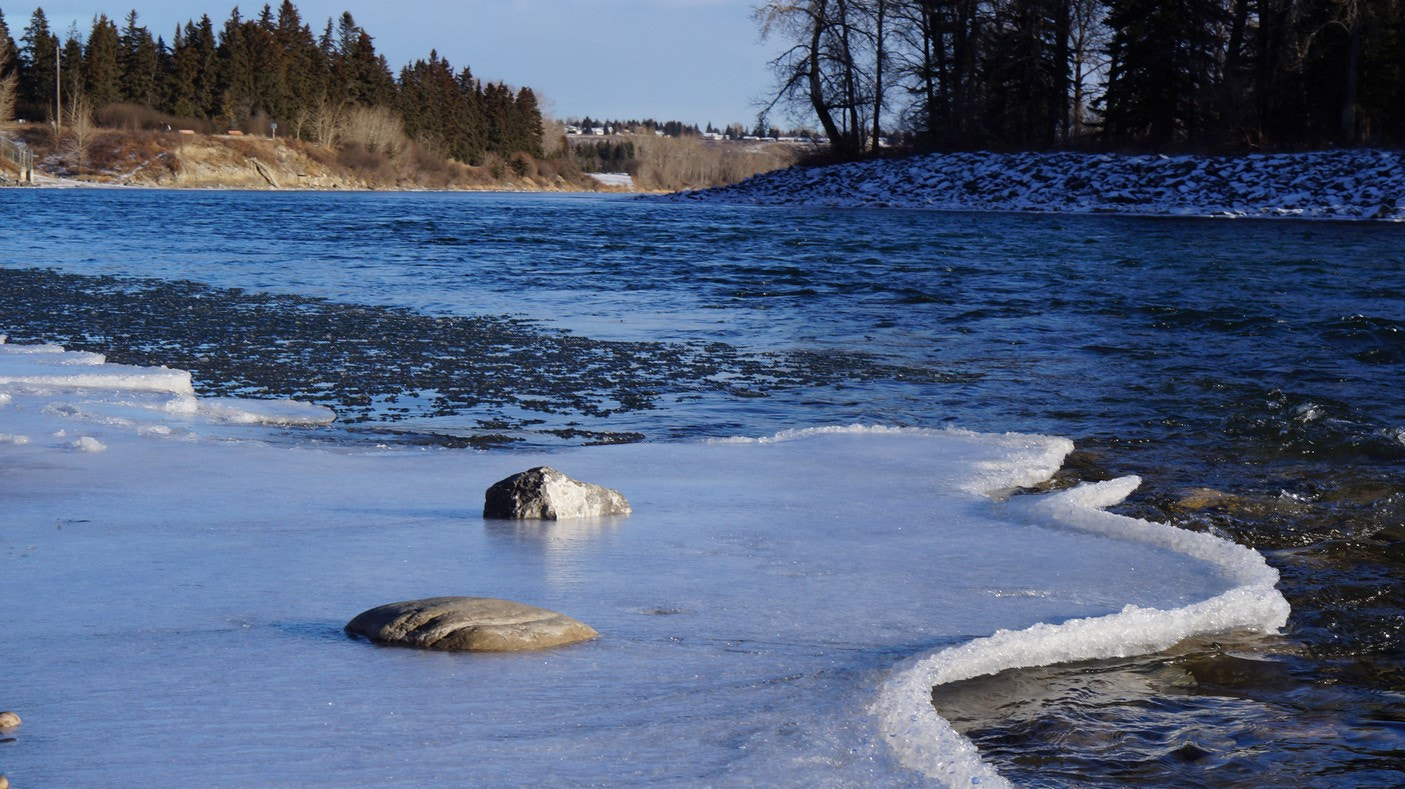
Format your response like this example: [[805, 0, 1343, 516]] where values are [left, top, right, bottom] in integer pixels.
[[15, 0, 776, 127]]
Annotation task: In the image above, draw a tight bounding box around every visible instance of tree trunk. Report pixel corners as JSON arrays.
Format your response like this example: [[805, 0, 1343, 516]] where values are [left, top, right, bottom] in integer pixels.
[[872, 0, 886, 153], [1341, 16, 1360, 142], [807, 0, 849, 156]]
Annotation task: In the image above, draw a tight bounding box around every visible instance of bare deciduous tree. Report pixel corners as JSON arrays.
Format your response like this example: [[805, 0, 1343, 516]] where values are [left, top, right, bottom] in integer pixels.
[[756, 0, 875, 159], [311, 97, 345, 147], [64, 89, 97, 172], [340, 104, 407, 158]]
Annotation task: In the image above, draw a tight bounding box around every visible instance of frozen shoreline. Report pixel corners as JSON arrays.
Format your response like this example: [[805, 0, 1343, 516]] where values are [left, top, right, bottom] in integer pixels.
[[1, 337, 1290, 786], [669, 149, 1405, 221]]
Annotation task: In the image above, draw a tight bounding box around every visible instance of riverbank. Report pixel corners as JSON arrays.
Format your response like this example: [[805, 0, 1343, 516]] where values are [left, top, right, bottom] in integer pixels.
[[0, 127, 612, 192], [671, 148, 1405, 221]]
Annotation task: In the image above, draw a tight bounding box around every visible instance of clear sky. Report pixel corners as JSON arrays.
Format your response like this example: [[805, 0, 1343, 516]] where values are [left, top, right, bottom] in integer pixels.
[[12, 0, 777, 128]]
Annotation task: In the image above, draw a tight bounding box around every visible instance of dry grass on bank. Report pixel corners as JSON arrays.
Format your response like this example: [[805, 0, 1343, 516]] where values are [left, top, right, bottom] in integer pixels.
[[5, 121, 598, 191], [625, 135, 800, 191], [5, 116, 801, 192]]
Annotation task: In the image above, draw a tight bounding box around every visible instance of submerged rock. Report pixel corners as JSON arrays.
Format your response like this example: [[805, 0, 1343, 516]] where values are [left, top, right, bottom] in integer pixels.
[[345, 596, 598, 652], [483, 466, 631, 520]]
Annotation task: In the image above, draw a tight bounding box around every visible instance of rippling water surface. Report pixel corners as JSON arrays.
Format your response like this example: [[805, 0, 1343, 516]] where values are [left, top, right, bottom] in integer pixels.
[[1, 190, 1402, 785]]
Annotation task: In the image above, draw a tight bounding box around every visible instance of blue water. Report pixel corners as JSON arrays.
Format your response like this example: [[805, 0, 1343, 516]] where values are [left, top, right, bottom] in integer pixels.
[[1, 189, 1402, 785]]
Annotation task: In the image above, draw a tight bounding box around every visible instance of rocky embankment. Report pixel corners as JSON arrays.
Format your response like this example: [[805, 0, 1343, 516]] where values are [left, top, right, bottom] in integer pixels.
[[139, 136, 364, 189], [673, 149, 1405, 221], [2, 131, 598, 191]]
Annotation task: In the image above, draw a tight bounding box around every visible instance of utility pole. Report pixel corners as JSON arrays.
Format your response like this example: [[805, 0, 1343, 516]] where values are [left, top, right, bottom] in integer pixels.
[[55, 43, 61, 139]]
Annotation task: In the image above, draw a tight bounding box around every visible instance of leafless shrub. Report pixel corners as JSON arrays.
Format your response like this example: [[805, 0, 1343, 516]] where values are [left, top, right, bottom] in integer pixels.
[[312, 98, 345, 147], [64, 92, 98, 173], [629, 135, 796, 191], [340, 105, 408, 159], [481, 152, 507, 180]]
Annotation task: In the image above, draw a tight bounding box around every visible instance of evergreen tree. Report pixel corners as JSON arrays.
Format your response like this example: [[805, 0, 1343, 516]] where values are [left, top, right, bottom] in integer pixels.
[[513, 86, 544, 157], [216, 7, 255, 127], [1101, 0, 1227, 147], [981, 0, 1071, 148], [0, 8, 16, 122], [83, 14, 122, 109], [119, 10, 160, 107], [165, 23, 198, 117], [276, 0, 326, 138], [245, 10, 289, 123], [0, 9, 15, 76], [188, 15, 220, 118], [61, 26, 83, 104], [19, 7, 58, 118]]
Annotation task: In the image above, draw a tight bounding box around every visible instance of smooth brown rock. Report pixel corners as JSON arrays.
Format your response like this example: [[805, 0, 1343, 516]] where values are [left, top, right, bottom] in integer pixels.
[[483, 466, 631, 520], [0, 711, 19, 730], [345, 596, 598, 652]]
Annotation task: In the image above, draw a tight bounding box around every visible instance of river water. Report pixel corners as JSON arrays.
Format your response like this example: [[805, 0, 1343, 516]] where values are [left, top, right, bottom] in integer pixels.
[[1, 190, 1401, 786]]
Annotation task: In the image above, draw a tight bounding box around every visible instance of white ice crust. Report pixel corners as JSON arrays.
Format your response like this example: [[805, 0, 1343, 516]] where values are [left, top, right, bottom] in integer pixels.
[[0, 341, 334, 428], [870, 476, 1290, 788], [0, 339, 1290, 787]]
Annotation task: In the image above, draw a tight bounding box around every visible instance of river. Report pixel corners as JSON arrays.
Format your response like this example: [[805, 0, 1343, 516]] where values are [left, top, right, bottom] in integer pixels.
[[1, 189, 1401, 786]]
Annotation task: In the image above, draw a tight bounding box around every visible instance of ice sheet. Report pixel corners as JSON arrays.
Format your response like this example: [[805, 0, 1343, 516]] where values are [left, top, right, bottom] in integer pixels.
[[0, 343, 1289, 786]]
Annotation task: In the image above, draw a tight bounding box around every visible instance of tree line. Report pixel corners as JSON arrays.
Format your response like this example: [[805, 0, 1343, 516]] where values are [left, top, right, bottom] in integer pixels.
[[758, 0, 1405, 158], [0, 2, 544, 162]]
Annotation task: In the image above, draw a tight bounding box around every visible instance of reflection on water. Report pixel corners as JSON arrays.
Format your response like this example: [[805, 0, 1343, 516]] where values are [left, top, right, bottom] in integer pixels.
[[483, 516, 629, 587]]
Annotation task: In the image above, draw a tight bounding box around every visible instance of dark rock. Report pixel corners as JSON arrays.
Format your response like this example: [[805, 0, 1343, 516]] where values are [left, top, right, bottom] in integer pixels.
[[484, 466, 631, 520]]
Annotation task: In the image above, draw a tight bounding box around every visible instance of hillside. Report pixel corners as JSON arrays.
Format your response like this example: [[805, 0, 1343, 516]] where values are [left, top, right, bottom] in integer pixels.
[[672, 149, 1405, 221], [1, 127, 603, 192]]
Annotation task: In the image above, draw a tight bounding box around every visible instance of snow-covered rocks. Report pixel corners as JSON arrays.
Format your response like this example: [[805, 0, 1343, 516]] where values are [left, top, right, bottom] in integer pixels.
[[673, 149, 1405, 221], [483, 466, 632, 520], [344, 597, 599, 652]]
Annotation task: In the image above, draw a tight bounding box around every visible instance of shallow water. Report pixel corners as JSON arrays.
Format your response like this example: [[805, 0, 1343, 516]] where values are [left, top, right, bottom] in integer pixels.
[[1, 190, 1402, 785]]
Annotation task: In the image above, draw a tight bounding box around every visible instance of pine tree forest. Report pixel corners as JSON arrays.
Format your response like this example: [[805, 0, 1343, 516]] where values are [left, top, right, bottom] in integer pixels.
[[0, 2, 545, 163], [759, 0, 1405, 157]]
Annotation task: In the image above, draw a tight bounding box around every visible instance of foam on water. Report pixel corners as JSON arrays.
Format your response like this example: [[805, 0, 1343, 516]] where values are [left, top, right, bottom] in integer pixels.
[[0, 341, 1290, 786]]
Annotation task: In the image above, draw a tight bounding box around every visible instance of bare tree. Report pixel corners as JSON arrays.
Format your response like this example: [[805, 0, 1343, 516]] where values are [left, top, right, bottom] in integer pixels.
[[1068, 0, 1111, 138], [340, 105, 408, 158], [311, 96, 345, 147], [756, 0, 873, 159], [64, 89, 97, 173]]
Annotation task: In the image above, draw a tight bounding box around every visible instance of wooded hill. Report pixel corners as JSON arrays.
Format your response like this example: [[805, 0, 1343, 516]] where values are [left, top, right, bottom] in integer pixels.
[[0, 2, 544, 164]]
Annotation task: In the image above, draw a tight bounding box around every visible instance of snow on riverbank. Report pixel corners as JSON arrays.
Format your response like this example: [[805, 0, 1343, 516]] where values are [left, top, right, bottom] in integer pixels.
[[672, 149, 1405, 221]]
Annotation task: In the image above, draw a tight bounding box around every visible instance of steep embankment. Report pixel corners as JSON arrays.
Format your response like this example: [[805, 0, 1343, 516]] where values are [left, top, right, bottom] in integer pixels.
[[673, 149, 1405, 221], [137, 136, 364, 189], [3, 129, 598, 191]]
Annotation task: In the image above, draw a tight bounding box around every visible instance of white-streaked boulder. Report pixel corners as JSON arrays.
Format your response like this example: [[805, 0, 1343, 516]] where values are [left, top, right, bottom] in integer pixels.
[[483, 466, 631, 520], [345, 597, 598, 652]]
